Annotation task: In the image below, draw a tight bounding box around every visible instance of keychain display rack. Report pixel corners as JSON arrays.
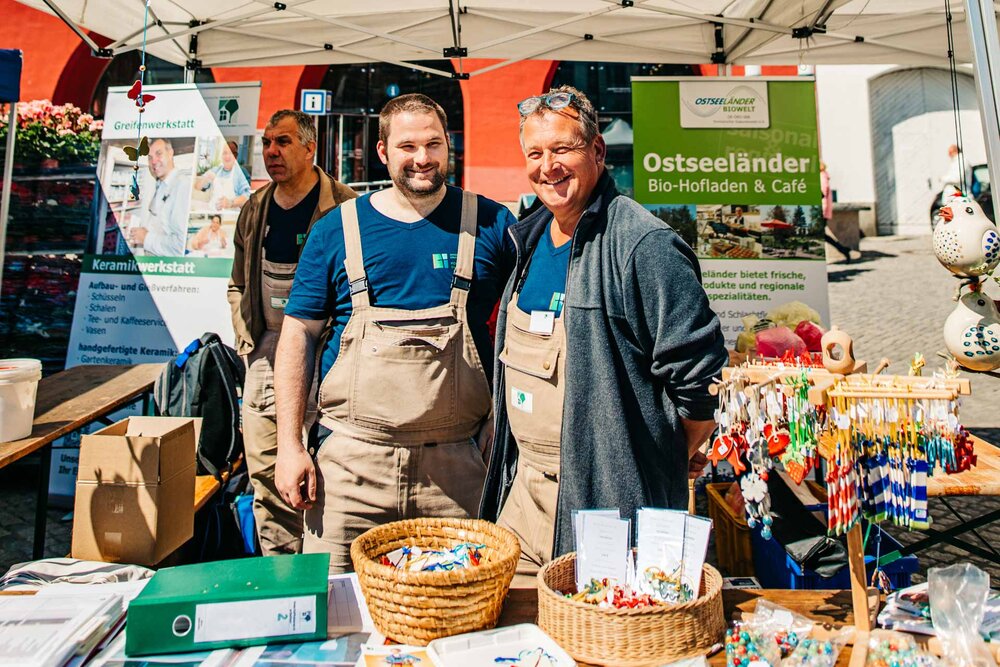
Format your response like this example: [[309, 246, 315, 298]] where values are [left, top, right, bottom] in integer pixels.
[[710, 328, 992, 663]]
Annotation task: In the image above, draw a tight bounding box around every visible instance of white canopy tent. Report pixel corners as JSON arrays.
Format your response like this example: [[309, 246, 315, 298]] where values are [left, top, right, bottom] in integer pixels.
[[11, 0, 1000, 187], [13, 0, 997, 72]]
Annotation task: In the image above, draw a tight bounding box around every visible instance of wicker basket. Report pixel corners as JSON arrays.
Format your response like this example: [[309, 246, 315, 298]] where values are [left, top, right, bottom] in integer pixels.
[[537, 553, 726, 666], [350, 517, 519, 645]]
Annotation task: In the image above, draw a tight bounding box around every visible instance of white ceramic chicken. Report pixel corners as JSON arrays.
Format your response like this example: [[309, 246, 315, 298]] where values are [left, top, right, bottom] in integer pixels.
[[943, 287, 1000, 371], [932, 198, 1000, 277]]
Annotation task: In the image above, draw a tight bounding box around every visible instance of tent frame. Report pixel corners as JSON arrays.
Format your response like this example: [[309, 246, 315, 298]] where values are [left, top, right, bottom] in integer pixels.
[[966, 0, 1000, 198], [14, 0, 1000, 208]]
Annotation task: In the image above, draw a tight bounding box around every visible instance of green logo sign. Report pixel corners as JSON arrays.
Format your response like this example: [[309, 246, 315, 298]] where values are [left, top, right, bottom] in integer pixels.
[[218, 98, 240, 124], [431, 253, 457, 269], [549, 292, 565, 313]]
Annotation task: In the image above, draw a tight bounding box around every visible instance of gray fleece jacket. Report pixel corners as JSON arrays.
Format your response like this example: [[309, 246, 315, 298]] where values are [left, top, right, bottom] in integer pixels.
[[479, 171, 728, 557]]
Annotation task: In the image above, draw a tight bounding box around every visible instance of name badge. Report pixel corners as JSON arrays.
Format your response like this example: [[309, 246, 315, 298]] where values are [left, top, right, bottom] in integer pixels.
[[511, 387, 533, 413], [528, 310, 555, 335], [270, 296, 288, 310]]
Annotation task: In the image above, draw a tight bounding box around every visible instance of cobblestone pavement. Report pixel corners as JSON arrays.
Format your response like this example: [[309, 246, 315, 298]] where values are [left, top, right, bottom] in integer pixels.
[[2, 234, 999, 589]]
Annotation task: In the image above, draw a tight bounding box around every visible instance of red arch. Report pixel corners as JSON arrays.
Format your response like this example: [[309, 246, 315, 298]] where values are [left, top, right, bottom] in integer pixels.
[[51, 33, 112, 108]]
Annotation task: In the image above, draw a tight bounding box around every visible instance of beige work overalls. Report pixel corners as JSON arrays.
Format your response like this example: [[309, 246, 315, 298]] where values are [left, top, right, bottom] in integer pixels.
[[303, 194, 492, 572], [242, 248, 317, 555], [496, 288, 566, 585]]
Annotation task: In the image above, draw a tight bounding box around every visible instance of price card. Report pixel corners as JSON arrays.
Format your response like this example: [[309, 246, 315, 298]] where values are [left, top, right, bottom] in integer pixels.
[[577, 513, 630, 591]]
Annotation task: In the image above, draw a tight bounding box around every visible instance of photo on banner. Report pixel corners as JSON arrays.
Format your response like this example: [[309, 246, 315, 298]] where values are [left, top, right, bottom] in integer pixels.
[[66, 82, 262, 368], [632, 77, 829, 347]]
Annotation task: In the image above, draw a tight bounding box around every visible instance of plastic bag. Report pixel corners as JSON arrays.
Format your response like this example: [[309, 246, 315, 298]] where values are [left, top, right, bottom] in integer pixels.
[[751, 599, 815, 657], [725, 619, 782, 666], [928, 563, 995, 667], [755, 326, 807, 358], [782, 627, 852, 667], [865, 630, 942, 667], [725, 600, 815, 664]]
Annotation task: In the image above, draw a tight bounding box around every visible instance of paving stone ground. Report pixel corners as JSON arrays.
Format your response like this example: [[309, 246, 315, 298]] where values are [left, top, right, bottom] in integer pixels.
[[2, 234, 999, 589]]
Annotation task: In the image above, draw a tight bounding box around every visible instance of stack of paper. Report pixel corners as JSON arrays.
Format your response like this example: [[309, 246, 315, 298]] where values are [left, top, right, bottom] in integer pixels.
[[0, 593, 124, 667]]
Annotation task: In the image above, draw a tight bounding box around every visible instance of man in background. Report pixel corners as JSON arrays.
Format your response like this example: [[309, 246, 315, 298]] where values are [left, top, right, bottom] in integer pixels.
[[229, 110, 357, 554], [130, 137, 190, 256]]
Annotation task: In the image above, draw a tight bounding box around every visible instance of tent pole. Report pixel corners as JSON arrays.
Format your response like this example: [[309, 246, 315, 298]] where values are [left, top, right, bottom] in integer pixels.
[[0, 103, 16, 292], [964, 0, 1000, 196]]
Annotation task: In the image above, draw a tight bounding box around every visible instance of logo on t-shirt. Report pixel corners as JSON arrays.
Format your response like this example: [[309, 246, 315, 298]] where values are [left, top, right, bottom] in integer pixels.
[[431, 253, 458, 269], [549, 292, 565, 313], [296, 233, 307, 246]]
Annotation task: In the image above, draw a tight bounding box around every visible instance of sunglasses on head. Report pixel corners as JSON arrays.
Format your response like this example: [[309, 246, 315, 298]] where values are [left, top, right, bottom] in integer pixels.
[[517, 92, 576, 116]]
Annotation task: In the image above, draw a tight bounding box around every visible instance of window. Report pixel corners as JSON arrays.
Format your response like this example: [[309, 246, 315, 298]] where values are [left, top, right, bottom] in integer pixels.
[[319, 61, 464, 187]]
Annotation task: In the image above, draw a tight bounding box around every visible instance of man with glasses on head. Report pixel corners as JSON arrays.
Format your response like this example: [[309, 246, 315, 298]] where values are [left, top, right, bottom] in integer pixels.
[[274, 93, 516, 571], [229, 109, 357, 556], [480, 86, 727, 583]]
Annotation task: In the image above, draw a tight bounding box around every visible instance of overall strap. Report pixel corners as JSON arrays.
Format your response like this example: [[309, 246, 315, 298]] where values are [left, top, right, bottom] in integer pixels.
[[339, 198, 370, 308], [450, 190, 479, 308]]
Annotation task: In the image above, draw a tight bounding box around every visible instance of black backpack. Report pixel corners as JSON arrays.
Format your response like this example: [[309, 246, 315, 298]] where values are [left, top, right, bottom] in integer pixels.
[[153, 333, 244, 479]]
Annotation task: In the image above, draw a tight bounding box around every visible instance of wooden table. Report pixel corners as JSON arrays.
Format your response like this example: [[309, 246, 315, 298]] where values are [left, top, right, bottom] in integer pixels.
[[497, 586, 996, 666], [880, 434, 1000, 566], [498, 587, 862, 666], [0, 364, 162, 558]]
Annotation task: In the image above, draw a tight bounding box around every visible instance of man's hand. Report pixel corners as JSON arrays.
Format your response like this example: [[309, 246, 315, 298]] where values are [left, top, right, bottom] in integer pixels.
[[275, 445, 317, 510], [218, 196, 232, 209], [688, 450, 708, 480], [130, 227, 148, 245]]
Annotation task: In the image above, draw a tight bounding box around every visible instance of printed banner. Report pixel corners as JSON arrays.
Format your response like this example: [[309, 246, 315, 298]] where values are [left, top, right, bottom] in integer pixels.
[[66, 82, 262, 366], [632, 77, 829, 345]]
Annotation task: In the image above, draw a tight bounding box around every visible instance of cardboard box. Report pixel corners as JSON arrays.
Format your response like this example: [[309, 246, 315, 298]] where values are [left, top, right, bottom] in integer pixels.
[[125, 553, 330, 656], [71, 416, 198, 566]]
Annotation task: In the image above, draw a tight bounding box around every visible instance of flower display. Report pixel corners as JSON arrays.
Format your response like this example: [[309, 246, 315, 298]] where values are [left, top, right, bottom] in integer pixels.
[[0, 99, 103, 166]]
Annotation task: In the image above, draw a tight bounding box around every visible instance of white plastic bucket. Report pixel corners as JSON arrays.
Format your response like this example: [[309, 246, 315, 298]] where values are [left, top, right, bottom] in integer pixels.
[[0, 358, 42, 442]]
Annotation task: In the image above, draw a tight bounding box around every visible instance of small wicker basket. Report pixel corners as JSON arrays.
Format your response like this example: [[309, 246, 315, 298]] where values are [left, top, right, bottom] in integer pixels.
[[350, 517, 520, 645], [537, 552, 726, 666]]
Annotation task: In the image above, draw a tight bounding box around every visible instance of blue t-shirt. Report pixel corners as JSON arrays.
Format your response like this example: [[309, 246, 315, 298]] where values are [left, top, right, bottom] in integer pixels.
[[517, 221, 570, 316], [285, 186, 516, 380]]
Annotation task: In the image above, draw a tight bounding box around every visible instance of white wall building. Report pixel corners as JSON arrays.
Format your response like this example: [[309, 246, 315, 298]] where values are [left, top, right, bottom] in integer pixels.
[[815, 64, 985, 236]]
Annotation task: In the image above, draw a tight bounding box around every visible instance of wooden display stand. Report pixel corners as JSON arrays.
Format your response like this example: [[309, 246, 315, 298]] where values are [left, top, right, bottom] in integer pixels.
[[720, 328, 997, 663]]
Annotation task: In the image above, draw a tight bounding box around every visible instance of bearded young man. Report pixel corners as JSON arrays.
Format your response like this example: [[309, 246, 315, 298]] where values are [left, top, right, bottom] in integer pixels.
[[273, 93, 516, 571]]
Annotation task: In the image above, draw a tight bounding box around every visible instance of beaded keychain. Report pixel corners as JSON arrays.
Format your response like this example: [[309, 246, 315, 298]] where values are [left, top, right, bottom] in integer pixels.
[[781, 369, 820, 483], [712, 360, 971, 547], [710, 370, 751, 474], [124, 0, 155, 202]]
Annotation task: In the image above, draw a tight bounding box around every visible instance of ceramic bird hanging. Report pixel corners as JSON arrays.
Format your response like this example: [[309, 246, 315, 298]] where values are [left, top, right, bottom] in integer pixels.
[[932, 197, 1000, 278], [943, 284, 1000, 371]]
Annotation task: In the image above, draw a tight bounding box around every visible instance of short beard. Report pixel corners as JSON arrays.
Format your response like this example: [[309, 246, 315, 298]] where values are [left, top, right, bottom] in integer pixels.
[[392, 167, 447, 198]]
